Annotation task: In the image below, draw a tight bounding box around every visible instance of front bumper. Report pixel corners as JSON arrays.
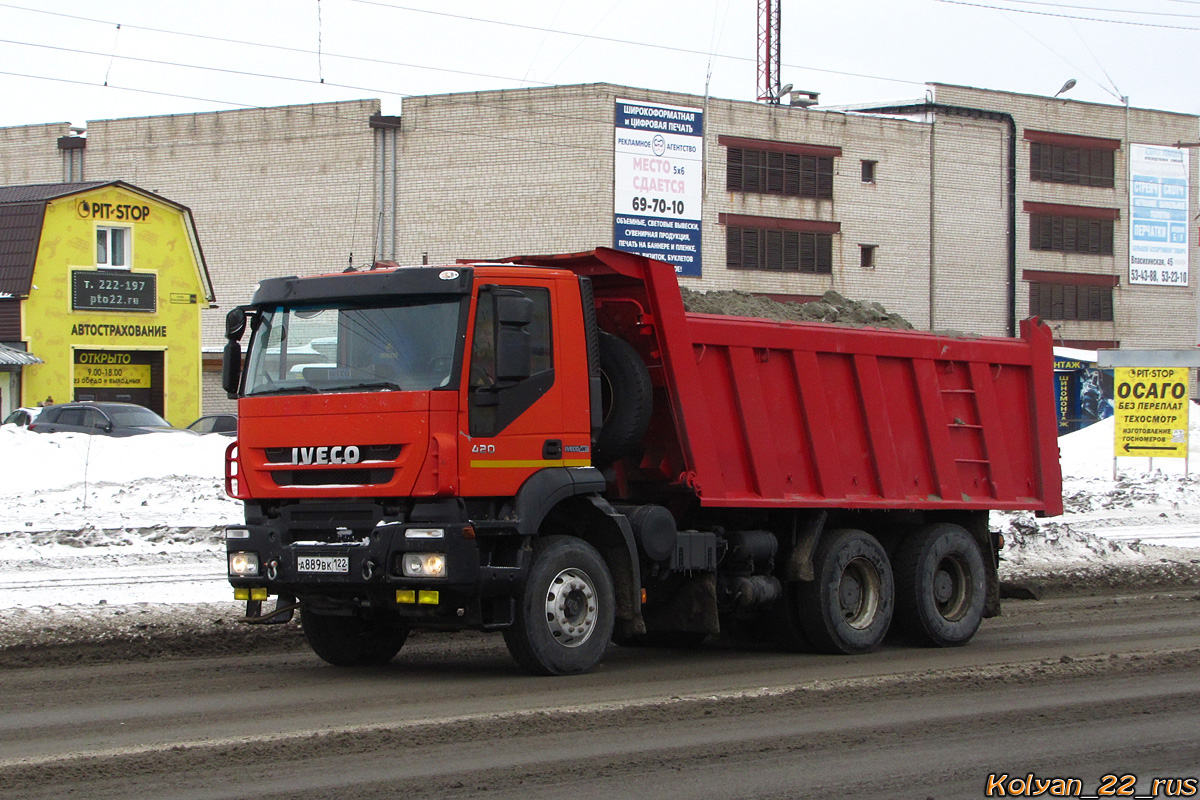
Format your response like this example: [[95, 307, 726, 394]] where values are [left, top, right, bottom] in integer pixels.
[[226, 512, 528, 628]]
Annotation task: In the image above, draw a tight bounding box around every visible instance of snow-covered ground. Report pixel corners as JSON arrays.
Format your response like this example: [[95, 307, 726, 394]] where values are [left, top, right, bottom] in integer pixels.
[[2, 408, 1200, 612]]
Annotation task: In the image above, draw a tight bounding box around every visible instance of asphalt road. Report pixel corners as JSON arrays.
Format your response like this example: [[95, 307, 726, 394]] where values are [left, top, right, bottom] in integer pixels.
[[1, 590, 1198, 799]]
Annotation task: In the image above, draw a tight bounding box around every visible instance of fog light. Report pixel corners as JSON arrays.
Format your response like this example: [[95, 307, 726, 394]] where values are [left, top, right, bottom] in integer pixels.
[[417, 590, 440, 605], [229, 551, 260, 576], [402, 552, 446, 578], [396, 589, 416, 604], [250, 587, 269, 601], [234, 587, 250, 601]]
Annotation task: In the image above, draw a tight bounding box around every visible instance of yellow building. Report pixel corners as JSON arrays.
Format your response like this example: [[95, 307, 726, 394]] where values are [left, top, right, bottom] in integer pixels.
[[0, 181, 213, 426]]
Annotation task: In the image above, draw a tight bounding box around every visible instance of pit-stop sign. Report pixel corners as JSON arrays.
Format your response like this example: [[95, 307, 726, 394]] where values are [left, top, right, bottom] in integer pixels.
[[1113, 367, 1189, 458]]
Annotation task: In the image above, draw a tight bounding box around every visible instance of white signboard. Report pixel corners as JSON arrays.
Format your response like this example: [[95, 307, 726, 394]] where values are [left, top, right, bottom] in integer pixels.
[[613, 99, 704, 276], [1129, 144, 1189, 286]]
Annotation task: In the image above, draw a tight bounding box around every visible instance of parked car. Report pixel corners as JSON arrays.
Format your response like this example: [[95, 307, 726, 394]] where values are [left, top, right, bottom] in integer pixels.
[[2, 406, 41, 427], [186, 414, 237, 436], [28, 402, 182, 436]]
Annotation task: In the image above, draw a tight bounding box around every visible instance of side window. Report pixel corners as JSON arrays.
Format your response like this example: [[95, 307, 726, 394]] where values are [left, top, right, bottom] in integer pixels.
[[85, 409, 109, 431], [97, 227, 132, 268], [57, 408, 85, 426], [469, 291, 496, 387], [469, 286, 554, 437]]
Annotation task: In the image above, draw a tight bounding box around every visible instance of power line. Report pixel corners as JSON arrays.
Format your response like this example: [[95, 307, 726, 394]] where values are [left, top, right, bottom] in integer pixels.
[[998, 0, 1200, 19], [0, 1, 928, 99], [0, 3, 559, 89], [935, 0, 1200, 30]]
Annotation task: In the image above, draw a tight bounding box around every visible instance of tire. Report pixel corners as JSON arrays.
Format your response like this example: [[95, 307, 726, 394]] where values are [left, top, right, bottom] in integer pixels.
[[301, 607, 410, 666], [893, 523, 986, 647], [594, 332, 652, 465], [797, 528, 894, 655], [504, 535, 615, 676]]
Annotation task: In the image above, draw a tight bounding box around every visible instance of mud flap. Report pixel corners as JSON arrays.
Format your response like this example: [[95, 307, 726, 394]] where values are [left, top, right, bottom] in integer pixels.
[[239, 594, 299, 625]]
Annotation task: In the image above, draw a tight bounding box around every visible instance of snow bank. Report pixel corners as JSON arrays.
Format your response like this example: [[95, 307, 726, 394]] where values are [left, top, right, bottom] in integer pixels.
[[2, 401, 1200, 612]]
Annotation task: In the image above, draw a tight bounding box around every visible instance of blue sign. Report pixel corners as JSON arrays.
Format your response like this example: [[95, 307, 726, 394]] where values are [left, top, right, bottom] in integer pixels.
[[613, 100, 704, 277]]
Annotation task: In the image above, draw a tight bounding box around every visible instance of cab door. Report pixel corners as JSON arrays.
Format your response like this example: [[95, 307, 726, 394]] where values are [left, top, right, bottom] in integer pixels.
[[457, 277, 583, 498]]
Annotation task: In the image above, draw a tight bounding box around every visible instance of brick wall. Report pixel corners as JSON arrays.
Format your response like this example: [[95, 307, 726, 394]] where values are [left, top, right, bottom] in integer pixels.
[[0, 122, 70, 185], [934, 84, 1200, 350]]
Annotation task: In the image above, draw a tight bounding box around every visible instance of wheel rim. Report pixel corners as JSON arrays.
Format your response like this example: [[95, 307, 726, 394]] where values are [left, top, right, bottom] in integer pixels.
[[838, 556, 881, 630], [543, 567, 599, 647], [933, 554, 971, 621]]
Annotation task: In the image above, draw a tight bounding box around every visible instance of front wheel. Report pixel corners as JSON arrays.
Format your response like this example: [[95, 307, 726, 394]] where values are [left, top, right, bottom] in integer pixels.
[[504, 536, 615, 676], [797, 528, 894, 655], [301, 606, 410, 666], [893, 523, 986, 647]]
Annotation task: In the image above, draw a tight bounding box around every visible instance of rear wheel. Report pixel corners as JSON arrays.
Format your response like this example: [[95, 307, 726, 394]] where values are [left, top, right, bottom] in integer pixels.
[[301, 606, 410, 666], [797, 528, 893, 654], [893, 523, 986, 647], [504, 536, 615, 675]]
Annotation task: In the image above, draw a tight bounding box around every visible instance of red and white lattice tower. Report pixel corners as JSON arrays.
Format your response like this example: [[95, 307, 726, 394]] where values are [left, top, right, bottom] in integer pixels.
[[757, 0, 781, 103]]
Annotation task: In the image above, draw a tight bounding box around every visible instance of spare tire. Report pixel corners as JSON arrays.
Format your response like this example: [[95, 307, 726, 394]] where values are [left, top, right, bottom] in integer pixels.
[[594, 332, 653, 465]]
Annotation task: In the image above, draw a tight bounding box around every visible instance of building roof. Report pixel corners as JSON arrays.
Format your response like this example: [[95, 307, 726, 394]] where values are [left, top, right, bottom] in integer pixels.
[[0, 181, 110, 205], [0, 202, 47, 297], [0, 180, 214, 302]]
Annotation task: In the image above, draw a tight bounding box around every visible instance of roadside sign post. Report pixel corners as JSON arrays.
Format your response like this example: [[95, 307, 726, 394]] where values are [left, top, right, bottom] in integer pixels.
[[1112, 367, 1190, 476]]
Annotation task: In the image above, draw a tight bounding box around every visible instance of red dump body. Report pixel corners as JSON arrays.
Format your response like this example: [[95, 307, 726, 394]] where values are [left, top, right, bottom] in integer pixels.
[[512, 248, 1063, 518]]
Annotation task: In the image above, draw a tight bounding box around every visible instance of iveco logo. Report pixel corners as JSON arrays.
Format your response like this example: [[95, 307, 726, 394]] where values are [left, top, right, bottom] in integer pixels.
[[291, 446, 362, 465]]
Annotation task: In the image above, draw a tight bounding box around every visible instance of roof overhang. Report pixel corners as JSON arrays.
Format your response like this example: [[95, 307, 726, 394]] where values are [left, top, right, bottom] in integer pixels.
[[0, 343, 42, 365]]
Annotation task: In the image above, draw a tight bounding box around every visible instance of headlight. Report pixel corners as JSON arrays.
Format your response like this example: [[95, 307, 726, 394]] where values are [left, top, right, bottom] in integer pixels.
[[229, 551, 260, 576], [402, 552, 446, 578]]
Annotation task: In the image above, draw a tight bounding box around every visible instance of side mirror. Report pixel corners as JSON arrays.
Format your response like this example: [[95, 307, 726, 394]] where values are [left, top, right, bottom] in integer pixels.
[[222, 340, 242, 397], [225, 307, 247, 341], [494, 292, 534, 382], [496, 294, 533, 327]]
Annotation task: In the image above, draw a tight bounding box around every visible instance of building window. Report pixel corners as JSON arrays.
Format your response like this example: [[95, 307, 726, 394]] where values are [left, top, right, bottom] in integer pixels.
[[1029, 214, 1114, 255], [859, 244, 877, 269], [861, 160, 877, 183], [1029, 141, 1115, 188], [727, 226, 833, 274], [1028, 282, 1113, 321], [726, 148, 834, 199], [97, 226, 131, 268]]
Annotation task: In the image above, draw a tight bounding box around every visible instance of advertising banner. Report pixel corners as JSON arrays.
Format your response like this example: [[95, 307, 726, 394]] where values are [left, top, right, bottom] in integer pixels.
[[1113, 367, 1189, 457], [1054, 356, 1113, 435], [1129, 145, 1189, 287], [613, 99, 704, 277]]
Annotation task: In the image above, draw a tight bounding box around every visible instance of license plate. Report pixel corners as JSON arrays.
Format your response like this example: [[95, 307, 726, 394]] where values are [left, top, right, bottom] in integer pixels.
[[297, 555, 349, 574]]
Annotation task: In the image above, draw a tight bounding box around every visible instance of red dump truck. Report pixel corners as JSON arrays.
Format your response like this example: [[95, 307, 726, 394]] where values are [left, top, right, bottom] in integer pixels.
[[221, 247, 1062, 675]]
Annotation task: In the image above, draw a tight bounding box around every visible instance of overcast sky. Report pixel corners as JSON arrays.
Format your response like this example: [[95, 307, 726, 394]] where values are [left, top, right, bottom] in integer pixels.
[[1, 0, 1198, 131]]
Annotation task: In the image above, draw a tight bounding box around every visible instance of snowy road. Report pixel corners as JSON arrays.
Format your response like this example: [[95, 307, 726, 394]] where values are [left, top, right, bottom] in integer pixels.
[[2, 591, 1198, 799]]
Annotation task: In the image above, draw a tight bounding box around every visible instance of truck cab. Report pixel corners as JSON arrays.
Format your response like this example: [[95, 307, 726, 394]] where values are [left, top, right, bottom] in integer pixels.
[[224, 261, 631, 674]]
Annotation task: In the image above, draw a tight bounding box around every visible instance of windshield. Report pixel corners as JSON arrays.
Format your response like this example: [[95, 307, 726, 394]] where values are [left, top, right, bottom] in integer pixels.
[[243, 298, 464, 396]]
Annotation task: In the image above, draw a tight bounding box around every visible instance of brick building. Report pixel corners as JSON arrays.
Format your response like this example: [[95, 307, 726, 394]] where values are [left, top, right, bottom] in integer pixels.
[[0, 83, 1195, 412]]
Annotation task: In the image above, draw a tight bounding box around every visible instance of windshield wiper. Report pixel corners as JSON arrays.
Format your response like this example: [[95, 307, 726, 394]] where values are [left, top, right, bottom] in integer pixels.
[[326, 381, 403, 393], [246, 385, 320, 397]]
